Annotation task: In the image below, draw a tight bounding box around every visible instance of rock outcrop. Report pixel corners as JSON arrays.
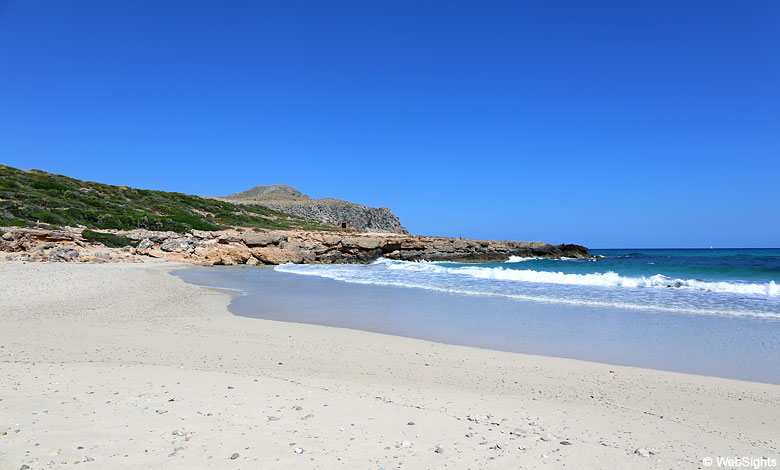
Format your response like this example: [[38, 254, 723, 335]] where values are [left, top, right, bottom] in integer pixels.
[[220, 185, 408, 234], [0, 228, 138, 263], [227, 184, 305, 199], [258, 201, 407, 235], [1, 226, 590, 266]]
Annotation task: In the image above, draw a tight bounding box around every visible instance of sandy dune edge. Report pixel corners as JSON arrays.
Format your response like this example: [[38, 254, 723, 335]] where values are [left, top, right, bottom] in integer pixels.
[[0, 262, 777, 469]]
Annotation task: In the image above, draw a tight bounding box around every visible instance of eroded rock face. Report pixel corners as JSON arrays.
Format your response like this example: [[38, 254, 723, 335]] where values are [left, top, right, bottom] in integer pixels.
[[0, 226, 590, 266], [260, 203, 408, 234], [251, 246, 304, 264], [341, 237, 382, 250]]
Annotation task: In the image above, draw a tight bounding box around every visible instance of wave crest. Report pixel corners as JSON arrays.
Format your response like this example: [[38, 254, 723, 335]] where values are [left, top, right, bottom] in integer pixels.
[[274, 259, 780, 318], [375, 258, 780, 297]]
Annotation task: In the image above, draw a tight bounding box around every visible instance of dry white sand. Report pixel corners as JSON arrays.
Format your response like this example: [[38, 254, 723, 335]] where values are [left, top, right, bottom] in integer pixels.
[[1, 262, 778, 469]]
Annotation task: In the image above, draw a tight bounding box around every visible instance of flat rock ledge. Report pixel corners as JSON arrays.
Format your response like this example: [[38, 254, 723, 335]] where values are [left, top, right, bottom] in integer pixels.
[[0, 227, 589, 265]]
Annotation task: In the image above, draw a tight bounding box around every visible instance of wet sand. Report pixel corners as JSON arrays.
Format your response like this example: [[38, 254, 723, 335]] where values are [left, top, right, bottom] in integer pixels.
[[177, 266, 780, 384]]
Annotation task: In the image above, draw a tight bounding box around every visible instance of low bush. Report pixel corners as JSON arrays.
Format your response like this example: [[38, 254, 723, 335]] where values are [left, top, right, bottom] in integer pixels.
[[81, 229, 140, 248]]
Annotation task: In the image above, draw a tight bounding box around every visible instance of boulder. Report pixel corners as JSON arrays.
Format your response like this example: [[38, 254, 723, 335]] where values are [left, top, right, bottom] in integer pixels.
[[239, 231, 288, 247], [47, 246, 80, 262], [160, 237, 194, 252], [316, 250, 344, 263], [251, 246, 304, 264], [135, 238, 154, 255], [354, 248, 382, 262], [194, 243, 252, 265]]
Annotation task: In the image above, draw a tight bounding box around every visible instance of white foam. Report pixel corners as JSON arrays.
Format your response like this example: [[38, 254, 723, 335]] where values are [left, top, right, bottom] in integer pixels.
[[274, 259, 780, 318], [460, 267, 779, 296], [275, 263, 780, 319], [504, 256, 577, 263], [371, 259, 780, 297], [280, 259, 780, 297], [505, 256, 537, 262]]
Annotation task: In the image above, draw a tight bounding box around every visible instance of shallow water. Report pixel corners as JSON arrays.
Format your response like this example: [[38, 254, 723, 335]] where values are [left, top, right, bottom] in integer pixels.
[[276, 250, 780, 319], [176, 266, 780, 384]]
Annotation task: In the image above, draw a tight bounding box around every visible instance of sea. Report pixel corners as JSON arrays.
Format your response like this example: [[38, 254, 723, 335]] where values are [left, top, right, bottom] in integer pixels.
[[176, 249, 780, 384]]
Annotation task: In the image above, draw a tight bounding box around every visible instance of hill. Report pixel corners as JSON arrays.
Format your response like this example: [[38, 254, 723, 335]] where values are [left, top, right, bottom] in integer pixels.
[[0, 165, 332, 232], [227, 184, 306, 199], [222, 185, 408, 234]]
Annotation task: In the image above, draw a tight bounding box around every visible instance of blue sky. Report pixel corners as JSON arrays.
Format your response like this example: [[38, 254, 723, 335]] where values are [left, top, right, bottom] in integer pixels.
[[1, 1, 778, 247]]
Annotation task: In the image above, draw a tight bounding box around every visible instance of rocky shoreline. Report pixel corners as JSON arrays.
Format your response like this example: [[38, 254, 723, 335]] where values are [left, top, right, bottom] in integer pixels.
[[0, 226, 590, 265]]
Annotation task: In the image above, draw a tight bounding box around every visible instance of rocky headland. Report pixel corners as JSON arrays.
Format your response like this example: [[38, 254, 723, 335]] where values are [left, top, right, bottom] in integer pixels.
[[0, 165, 589, 265], [0, 226, 590, 265], [220, 184, 408, 234]]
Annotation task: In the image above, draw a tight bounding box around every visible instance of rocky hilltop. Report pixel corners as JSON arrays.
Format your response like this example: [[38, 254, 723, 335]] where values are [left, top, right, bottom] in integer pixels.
[[221, 185, 408, 234], [227, 184, 305, 199], [1, 227, 590, 265]]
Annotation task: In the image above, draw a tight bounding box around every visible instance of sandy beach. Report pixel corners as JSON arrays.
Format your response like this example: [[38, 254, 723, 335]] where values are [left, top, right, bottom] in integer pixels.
[[1, 262, 778, 469]]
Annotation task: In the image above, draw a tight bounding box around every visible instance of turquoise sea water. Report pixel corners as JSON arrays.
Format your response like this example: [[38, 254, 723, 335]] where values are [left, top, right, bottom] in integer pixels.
[[176, 249, 780, 383], [275, 249, 780, 318]]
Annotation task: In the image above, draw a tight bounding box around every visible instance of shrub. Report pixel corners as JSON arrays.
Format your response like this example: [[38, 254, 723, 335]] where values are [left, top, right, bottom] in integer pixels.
[[81, 229, 139, 248], [0, 164, 333, 233]]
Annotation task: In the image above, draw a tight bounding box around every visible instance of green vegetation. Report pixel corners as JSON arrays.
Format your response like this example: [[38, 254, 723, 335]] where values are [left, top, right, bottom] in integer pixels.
[[0, 165, 333, 232], [81, 229, 140, 248]]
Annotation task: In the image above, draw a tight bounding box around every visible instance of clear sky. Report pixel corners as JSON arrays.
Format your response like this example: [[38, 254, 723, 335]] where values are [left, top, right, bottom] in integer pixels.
[[1, 1, 778, 248]]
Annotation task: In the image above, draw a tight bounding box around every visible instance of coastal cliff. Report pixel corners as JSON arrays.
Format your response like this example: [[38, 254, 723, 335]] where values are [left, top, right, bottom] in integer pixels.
[[221, 184, 409, 234], [0, 227, 589, 265]]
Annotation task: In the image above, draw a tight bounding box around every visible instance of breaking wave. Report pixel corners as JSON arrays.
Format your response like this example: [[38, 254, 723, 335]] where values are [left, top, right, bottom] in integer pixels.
[[455, 266, 778, 296], [277, 258, 780, 297]]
